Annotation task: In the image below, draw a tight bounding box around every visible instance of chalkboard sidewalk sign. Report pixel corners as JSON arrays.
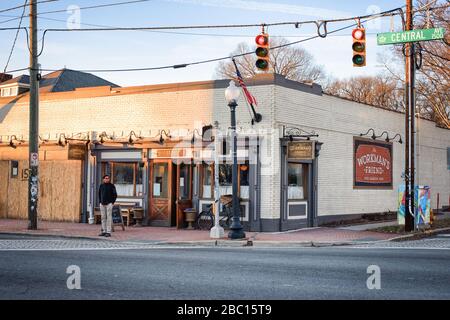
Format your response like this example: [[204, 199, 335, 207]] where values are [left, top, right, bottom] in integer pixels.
[[112, 205, 125, 231]]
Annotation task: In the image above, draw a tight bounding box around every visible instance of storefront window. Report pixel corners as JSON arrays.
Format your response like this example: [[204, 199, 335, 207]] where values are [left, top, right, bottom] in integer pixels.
[[179, 164, 190, 200], [113, 163, 134, 196], [288, 163, 306, 200], [136, 163, 144, 196], [201, 164, 213, 199], [239, 162, 250, 199], [219, 164, 233, 196], [153, 163, 168, 198], [218, 163, 249, 199], [101, 162, 144, 197]]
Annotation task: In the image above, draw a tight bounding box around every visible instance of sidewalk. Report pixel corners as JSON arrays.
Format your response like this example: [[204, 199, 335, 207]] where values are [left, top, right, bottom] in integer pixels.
[[0, 219, 397, 246]]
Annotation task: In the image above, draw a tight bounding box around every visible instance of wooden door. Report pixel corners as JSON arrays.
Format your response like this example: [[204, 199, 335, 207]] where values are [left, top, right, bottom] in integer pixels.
[[149, 160, 174, 226], [176, 163, 193, 229]]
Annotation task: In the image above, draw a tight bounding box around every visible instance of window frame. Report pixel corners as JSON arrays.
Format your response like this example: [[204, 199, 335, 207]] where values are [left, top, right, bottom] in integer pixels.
[[287, 162, 308, 201], [199, 162, 249, 200], [101, 161, 143, 198]]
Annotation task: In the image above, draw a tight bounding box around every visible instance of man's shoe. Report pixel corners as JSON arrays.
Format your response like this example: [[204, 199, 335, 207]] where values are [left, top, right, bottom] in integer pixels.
[[104, 233, 111, 237], [99, 232, 106, 236]]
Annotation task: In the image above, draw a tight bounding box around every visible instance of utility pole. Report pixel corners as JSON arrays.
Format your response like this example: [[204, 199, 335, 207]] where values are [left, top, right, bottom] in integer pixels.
[[404, 0, 415, 232], [28, 0, 39, 230]]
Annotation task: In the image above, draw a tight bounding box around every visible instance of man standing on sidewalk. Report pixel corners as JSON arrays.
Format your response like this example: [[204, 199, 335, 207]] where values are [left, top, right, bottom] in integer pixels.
[[98, 175, 117, 237]]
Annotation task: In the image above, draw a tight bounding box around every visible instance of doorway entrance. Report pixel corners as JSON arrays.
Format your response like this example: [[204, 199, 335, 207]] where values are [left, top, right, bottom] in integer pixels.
[[148, 159, 193, 227]]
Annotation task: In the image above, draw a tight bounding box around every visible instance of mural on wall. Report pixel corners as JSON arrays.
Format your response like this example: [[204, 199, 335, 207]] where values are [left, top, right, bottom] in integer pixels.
[[398, 185, 406, 225], [397, 185, 431, 226], [415, 186, 431, 226], [354, 137, 393, 188]]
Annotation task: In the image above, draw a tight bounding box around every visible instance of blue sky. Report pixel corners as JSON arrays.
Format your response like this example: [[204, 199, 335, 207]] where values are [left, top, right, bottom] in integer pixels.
[[0, 0, 408, 86]]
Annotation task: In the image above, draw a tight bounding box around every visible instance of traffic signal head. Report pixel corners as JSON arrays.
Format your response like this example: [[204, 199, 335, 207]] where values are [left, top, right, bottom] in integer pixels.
[[255, 33, 269, 71], [352, 28, 366, 67]]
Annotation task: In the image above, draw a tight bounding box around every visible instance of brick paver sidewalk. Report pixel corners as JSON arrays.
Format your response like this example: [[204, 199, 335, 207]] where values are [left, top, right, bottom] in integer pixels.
[[0, 219, 396, 244]]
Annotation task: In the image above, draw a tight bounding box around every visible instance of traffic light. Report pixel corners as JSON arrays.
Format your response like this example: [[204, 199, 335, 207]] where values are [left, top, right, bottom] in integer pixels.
[[352, 27, 366, 67], [255, 32, 269, 71]]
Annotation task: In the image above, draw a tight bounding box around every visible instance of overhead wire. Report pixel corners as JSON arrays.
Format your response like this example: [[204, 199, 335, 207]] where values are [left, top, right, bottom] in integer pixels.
[[34, 8, 404, 74], [2, 4, 448, 74], [31, 6, 405, 58], [38, 0, 154, 15], [0, 13, 389, 38], [0, 0, 57, 14], [3, 0, 28, 73]]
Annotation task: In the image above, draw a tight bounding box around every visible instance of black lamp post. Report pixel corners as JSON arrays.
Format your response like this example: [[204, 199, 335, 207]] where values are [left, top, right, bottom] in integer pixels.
[[225, 81, 246, 240]]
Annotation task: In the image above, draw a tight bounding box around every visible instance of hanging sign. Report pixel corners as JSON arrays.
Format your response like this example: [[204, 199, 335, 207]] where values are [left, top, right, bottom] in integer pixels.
[[354, 137, 393, 188], [288, 141, 315, 160]]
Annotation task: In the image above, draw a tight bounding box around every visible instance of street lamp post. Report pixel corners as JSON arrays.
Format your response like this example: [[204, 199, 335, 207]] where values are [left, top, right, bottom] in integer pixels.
[[225, 81, 246, 240]]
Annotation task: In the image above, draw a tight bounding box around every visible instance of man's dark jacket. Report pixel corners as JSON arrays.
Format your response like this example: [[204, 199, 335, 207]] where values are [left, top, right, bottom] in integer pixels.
[[99, 183, 117, 205]]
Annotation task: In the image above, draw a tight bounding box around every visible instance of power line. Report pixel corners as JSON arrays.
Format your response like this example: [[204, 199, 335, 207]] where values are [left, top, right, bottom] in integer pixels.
[[4, 4, 448, 74], [38, 0, 154, 15], [2, 3, 448, 31], [0, 13, 390, 38], [3, 0, 28, 73], [0, 0, 57, 14], [29, 6, 404, 58], [34, 12, 393, 74], [0, 0, 153, 23], [44, 8, 404, 32], [0, 17, 23, 25], [4, 6, 404, 74]]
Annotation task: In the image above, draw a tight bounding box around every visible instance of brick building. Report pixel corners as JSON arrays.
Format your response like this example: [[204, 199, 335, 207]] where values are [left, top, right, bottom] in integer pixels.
[[0, 69, 449, 231]]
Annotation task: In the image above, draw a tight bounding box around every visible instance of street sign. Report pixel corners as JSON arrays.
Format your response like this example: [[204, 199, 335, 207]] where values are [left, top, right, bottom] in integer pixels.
[[30, 152, 39, 167], [377, 27, 445, 45]]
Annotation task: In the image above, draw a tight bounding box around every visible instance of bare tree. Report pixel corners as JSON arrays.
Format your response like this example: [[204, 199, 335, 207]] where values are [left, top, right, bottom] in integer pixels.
[[215, 37, 326, 84], [409, 0, 449, 128], [324, 1, 449, 128], [325, 75, 404, 111]]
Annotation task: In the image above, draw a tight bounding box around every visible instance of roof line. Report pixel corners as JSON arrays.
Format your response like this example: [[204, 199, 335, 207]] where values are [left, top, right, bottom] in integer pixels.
[[49, 69, 67, 93]]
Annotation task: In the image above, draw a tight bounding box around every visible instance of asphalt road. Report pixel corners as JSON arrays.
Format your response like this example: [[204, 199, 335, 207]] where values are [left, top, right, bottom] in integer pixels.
[[0, 235, 449, 300]]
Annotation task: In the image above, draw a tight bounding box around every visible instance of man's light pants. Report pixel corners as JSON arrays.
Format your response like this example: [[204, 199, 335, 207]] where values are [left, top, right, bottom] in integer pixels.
[[100, 203, 113, 234]]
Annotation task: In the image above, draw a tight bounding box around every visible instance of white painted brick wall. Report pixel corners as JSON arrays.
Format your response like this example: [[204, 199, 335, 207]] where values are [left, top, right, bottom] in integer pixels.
[[1, 82, 448, 220], [275, 86, 450, 217]]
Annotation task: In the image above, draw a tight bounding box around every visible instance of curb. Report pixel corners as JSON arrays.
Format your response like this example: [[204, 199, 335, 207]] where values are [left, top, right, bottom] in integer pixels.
[[155, 240, 369, 248], [0, 231, 115, 242], [0, 232, 408, 248], [388, 227, 450, 242]]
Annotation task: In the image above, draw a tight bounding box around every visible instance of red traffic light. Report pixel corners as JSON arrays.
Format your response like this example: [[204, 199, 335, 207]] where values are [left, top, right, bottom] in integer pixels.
[[255, 34, 269, 46], [255, 32, 269, 71], [352, 28, 365, 40]]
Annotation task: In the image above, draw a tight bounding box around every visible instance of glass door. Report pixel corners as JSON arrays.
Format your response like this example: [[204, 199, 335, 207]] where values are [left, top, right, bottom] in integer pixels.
[[176, 163, 193, 229], [149, 160, 174, 226]]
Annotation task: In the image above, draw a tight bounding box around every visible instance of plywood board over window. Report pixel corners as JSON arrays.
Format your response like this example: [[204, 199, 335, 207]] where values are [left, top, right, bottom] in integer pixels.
[[43, 160, 82, 222], [0, 160, 83, 222], [0, 161, 10, 218], [6, 160, 28, 219]]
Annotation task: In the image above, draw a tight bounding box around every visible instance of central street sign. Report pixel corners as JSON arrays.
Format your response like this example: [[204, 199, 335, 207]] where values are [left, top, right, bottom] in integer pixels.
[[377, 27, 445, 45]]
